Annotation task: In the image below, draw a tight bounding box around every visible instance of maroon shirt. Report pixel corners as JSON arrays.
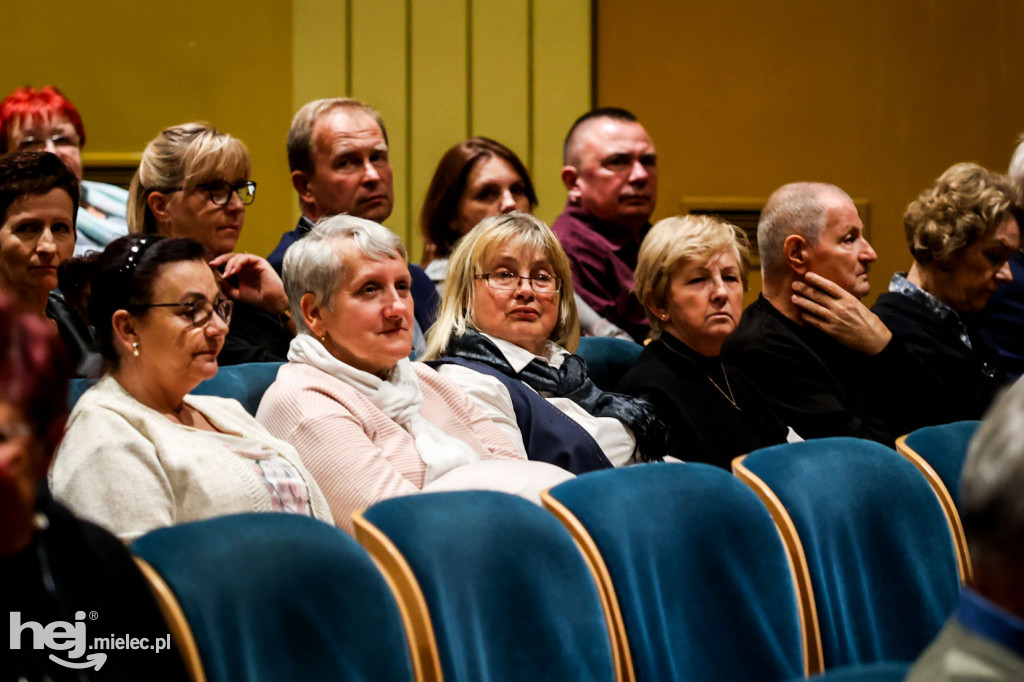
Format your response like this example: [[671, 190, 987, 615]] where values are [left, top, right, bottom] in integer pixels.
[[551, 201, 650, 342]]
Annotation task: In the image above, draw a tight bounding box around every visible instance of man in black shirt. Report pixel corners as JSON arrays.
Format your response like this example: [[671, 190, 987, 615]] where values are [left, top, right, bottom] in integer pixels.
[[724, 182, 936, 444]]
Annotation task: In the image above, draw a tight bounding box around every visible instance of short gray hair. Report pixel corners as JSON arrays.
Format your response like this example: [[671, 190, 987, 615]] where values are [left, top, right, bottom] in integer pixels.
[[961, 378, 1024, 561], [758, 182, 851, 282], [282, 214, 407, 335], [286, 98, 387, 175]]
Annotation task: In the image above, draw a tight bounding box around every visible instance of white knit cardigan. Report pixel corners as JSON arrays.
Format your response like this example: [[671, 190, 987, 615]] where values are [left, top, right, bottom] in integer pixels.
[[50, 375, 334, 541]]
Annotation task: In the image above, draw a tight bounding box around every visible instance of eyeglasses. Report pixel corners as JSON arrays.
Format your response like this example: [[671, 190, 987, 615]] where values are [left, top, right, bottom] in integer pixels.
[[132, 299, 234, 327], [16, 133, 81, 151], [475, 270, 561, 294], [158, 180, 257, 206]]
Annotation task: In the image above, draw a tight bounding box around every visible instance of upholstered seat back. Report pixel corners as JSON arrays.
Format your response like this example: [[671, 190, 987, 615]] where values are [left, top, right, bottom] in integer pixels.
[[547, 463, 806, 682], [132, 513, 414, 682]]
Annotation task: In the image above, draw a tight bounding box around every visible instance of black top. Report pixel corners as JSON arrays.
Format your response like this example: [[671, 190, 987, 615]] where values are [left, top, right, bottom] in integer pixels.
[[220, 299, 294, 365], [723, 295, 939, 445], [617, 332, 789, 468], [47, 290, 103, 377], [977, 251, 1024, 382], [873, 291, 1006, 423], [1, 493, 189, 681]]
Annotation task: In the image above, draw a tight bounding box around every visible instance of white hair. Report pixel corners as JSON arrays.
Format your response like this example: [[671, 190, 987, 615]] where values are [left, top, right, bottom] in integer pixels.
[[961, 377, 1024, 560], [282, 214, 407, 335]]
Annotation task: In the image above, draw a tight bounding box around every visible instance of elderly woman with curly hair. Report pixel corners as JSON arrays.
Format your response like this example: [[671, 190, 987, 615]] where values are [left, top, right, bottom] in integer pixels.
[[873, 162, 1022, 422]]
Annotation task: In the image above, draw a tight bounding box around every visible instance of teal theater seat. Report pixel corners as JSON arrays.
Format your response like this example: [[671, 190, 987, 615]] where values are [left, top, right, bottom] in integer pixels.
[[734, 438, 960, 670], [576, 337, 643, 390], [132, 513, 415, 682], [354, 491, 618, 682], [545, 463, 807, 681]]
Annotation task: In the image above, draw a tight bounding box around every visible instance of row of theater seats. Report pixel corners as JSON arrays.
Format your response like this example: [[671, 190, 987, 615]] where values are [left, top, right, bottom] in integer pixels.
[[129, 426, 977, 682], [67, 337, 645, 413]]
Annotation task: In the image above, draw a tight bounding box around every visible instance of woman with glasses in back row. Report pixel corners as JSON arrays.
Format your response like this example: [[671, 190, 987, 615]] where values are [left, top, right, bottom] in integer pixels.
[[127, 122, 295, 364], [49, 235, 333, 541]]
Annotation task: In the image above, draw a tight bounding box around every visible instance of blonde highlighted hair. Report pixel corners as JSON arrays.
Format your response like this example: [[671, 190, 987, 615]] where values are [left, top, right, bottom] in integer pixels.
[[422, 211, 579, 360], [635, 214, 750, 339], [128, 122, 251, 235]]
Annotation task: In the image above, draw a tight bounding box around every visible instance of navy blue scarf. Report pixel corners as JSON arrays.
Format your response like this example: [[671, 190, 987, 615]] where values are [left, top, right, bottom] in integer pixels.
[[447, 331, 666, 461]]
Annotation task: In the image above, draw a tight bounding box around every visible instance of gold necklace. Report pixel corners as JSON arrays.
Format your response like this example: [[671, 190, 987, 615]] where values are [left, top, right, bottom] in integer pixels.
[[658, 338, 741, 411]]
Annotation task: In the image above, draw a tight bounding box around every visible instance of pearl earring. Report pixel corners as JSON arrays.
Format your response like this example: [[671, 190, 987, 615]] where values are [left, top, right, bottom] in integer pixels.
[[132, 342, 140, 357]]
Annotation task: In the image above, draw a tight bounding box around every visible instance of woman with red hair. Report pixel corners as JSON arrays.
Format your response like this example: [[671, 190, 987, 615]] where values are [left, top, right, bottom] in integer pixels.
[[0, 86, 129, 255]]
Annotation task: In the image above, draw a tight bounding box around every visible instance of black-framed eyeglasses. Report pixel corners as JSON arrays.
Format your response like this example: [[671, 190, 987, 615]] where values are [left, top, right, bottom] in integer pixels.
[[157, 180, 257, 206], [131, 299, 234, 327], [475, 270, 561, 293]]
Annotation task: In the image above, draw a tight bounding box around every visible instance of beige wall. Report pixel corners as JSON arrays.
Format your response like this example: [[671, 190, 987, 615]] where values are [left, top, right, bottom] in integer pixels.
[[293, 0, 591, 260], [3, 1, 296, 257], [597, 0, 1024, 304], [4, 1, 590, 260]]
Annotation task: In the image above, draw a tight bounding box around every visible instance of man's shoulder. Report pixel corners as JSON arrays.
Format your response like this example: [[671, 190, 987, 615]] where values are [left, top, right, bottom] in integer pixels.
[[906, 617, 1024, 682], [267, 217, 314, 272], [552, 207, 614, 251], [728, 297, 800, 349]]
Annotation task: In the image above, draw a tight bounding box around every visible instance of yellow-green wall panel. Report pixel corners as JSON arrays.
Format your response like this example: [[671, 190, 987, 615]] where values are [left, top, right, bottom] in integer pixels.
[[350, 0, 411, 246], [597, 0, 1024, 305], [3, 1, 295, 259], [292, 0, 350, 112], [469, 0, 531, 162], [532, 0, 592, 225], [409, 0, 469, 259]]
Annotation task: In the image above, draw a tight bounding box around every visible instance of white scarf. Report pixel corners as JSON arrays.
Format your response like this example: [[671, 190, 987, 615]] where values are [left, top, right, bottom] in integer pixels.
[[288, 334, 480, 484]]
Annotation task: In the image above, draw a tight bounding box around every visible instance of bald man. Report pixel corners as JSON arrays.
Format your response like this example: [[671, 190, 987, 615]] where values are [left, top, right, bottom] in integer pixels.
[[723, 182, 943, 443]]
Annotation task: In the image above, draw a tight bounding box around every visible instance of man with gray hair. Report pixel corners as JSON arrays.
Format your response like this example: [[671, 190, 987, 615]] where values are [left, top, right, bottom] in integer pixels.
[[268, 97, 438, 347], [978, 135, 1024, 380], [724, 181, 935, 443], [268, 98, 393, 272], [906, 378, 1024, 680]]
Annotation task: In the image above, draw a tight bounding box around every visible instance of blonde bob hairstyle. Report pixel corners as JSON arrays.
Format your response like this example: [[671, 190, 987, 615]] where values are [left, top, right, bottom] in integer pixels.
[[635, 214, 751, 339], [904, 162, 1022, 269], [422, 211, 579, 360], [128, 122, 251, 235]]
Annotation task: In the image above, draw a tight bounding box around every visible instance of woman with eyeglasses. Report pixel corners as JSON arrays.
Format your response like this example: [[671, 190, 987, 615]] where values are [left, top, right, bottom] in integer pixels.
[[127, 122, 295, 365], [421, 211, 667, 471], [50, 235, 333, 541], [0, 86, 130, 256]]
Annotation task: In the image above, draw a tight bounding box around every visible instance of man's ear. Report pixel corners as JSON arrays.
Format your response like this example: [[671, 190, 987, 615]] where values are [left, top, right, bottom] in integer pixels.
[[110, 310, 138, 358], [783, 234, 810, 276], [300, 292, 325, 338], [560, 165, 582, 204], [291, 170, 315, 204]]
